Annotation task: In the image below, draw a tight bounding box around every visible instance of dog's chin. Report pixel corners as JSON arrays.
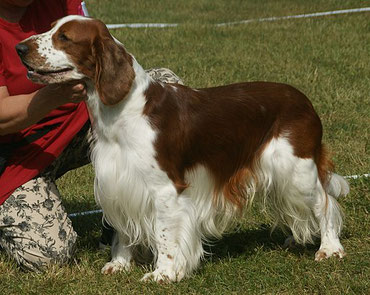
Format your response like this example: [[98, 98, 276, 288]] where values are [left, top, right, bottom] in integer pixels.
[[27, 69, 74, 85]]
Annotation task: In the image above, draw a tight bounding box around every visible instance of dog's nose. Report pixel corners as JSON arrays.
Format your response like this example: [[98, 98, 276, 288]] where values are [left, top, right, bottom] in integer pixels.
[[15, 43, 29, 57]]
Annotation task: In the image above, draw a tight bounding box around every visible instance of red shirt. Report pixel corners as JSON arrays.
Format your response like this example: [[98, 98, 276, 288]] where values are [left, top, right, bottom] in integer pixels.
[[0, 0, 89, 205]]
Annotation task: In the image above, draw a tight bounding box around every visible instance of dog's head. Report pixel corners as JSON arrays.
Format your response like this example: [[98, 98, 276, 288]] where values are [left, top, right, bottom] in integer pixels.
[[16, 15, 135, 105]]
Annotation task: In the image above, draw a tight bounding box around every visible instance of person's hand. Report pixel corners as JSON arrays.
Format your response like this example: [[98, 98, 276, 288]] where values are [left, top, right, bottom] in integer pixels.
[[43, 80, 88, 106], [68, 81, 88, 103]]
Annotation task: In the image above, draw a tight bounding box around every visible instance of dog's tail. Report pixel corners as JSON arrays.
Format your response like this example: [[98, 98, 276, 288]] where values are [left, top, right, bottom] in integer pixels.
[[326, 173, 350, 199]]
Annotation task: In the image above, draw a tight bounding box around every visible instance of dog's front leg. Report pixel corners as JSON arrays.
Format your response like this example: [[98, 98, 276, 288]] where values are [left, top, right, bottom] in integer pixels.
[[141, 187, 203, 283], [101, 232, 133, 274]]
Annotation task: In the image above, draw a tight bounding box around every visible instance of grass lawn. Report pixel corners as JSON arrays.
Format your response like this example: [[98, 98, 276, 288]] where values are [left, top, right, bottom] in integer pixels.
[[1, 0, 369, 294]]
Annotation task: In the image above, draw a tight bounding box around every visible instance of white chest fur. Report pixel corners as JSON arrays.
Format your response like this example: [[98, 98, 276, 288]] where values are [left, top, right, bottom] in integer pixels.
[[86, 64, 173, 245]]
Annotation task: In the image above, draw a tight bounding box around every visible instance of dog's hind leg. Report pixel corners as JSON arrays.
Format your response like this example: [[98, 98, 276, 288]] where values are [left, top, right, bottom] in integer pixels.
[[141, 186, 203, 283], [276, 168, 345, 259], [260, 137, 345, 259], [101, 232, 133, 274], [281, 152, 346, 260], [313, 182, 345, 260]]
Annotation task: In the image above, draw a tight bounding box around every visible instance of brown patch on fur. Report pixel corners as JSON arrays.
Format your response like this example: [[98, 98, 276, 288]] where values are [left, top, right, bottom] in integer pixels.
[[315, 250, 328, 261], [315, 144, 335, 213], [316, 145, 335, 190], [167, 254, 173, 259], [221, 167, 255, 209], [144, 82, 324, 209], [105, 266, 114, 274], [52, 19, 135, 105]]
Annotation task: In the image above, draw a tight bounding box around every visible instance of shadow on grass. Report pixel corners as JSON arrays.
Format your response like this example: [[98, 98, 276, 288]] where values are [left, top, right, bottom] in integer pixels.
[[203, 224, 317, 262], [70, 214, 103, 250]]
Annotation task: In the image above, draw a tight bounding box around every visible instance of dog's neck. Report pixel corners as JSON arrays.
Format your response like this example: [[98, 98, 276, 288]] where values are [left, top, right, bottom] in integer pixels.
[[86, 56, 152, 140]]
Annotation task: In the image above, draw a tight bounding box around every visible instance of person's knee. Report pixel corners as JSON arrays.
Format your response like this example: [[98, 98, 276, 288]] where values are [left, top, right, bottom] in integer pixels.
[[2, 229, 77, 272], [0, 176, 78, 272]]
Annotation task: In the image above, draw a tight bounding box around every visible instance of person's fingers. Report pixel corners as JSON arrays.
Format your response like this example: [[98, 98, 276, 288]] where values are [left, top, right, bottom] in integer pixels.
[[71, 85, 88, 102], [47, 81, 88, 104], [72, 82, 86, 92]]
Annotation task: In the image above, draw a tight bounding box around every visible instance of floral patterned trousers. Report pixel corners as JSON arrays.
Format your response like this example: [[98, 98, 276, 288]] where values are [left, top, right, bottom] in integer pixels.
[[0, 68, 183, 272]]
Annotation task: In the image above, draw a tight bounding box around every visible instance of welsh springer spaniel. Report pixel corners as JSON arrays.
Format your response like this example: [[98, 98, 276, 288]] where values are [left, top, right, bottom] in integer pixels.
[[16, 15, 349, 282]]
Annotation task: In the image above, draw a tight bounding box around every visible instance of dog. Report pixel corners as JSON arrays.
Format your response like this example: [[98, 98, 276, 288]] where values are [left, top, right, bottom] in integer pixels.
[[16, 15, 349, 282]]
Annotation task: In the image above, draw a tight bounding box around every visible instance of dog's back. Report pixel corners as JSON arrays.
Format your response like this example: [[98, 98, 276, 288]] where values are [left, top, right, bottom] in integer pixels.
[[144, 81, 323, 203]]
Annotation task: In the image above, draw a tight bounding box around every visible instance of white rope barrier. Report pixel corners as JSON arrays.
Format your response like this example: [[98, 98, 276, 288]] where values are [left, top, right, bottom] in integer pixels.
[[344, 173, 370, 180], [81, 1, 89, 17], [216, 7, 370, 27], [104, 7, 370, 29], [107, 23, 178, 29]]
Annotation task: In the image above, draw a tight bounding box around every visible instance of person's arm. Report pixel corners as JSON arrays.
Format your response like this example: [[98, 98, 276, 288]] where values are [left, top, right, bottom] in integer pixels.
[[0, 81, 87, 135]]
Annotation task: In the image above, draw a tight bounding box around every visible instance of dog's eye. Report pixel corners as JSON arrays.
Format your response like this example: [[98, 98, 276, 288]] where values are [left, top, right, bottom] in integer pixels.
[[58, 33, 69, 42]]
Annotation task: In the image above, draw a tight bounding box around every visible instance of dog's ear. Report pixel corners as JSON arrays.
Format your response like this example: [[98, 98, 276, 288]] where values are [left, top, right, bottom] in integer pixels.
[[93, 37, 135, 106]]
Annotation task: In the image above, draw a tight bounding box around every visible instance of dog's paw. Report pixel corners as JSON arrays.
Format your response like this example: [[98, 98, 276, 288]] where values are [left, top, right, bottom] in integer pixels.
[[101, 260, 131, 274], [315, 247, 346, 261], [141, 270, 170, 283], [141, 268, 183, 283]]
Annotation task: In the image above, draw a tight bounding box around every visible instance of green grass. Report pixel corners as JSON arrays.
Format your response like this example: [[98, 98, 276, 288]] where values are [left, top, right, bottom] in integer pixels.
[[1, 1, 369, 294]]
